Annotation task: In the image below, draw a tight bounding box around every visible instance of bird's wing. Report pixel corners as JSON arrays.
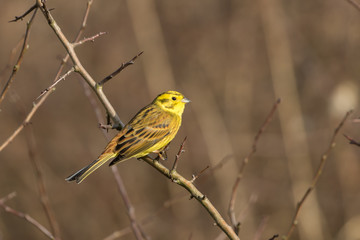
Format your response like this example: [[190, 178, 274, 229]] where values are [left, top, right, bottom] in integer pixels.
[[101, 105, 177, 165]]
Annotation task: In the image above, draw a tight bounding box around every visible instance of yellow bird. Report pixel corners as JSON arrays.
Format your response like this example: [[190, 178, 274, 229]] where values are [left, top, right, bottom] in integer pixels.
[[66, 90, 190, 184]]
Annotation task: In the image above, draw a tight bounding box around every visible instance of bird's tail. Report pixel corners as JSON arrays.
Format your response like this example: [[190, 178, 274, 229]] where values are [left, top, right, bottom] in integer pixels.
[[65, 153, 116, 184]]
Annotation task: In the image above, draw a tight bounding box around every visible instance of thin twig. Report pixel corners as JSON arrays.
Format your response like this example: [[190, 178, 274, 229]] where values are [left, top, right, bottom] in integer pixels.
[[0, 7, 38, 105], [228, 98, 281, 234], [0, 87, 54, 152], [190, 166, 210, 183], [0, 198, 54, 239], [171, 137, 187, 172], [104, 193, 190, 240], [0, 0, 93, 153], [253, 216, 269, 240], [269, 234, 279, 240], [0, 68, 75, 152], [284, 110, 353, 239], [0, 192, 17, 204], [215, 194, 258, 240], [9, 4, 37, 22], [25, 126, 61, 239], [36, 0, 124, 129], [343, 134, 360, 147], [98, 51, 144, 86], [36, 68, 75, 100], [111, 167, 147, 240], [73, 31, 107, 47], [0, 38, 23, 81]]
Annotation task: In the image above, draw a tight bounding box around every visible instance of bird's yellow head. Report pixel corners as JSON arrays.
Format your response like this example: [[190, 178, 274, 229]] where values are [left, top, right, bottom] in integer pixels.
[[153, 91, 190, 115]]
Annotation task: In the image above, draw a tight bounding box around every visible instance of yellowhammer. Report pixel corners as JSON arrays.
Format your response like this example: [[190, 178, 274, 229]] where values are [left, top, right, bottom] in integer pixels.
[[66, 90, 190, 184]]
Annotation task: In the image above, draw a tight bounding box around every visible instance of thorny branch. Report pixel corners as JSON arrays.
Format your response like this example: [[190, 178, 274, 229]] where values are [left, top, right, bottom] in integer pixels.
[[284, 110, 353, 239], [9, 3, 37, 22], [99, 51, 144, 86], [171, 137, 187, 172], [0, 7, 38, 105], [36, 0, 124, 128]]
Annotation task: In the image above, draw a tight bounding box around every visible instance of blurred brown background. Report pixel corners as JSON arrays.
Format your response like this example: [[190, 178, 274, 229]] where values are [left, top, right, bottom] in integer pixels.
[[1, 0, 360, 239]]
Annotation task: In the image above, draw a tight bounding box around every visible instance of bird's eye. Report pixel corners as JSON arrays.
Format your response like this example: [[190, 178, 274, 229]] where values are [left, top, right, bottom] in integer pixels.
[[172, 97, 177, 101]]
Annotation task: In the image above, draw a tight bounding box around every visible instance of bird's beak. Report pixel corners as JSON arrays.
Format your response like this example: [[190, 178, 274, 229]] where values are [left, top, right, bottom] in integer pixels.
[[181, 97, 191, 103]]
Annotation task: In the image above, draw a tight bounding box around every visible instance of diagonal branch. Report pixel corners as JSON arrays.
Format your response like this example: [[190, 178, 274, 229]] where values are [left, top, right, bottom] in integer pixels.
[[36, 0, 124, 129], [0, 69, 73, 152], [9, 4, 37, 22], [0, 193, 54, 240], [343, 133, 360, 147], [73, 31, 107, 47], [99, 51, 144, 86], [0, 0, 94, 153], [0, 7, 38, 105], [284, 110, 353, 239], [25, 126, 61, 239]]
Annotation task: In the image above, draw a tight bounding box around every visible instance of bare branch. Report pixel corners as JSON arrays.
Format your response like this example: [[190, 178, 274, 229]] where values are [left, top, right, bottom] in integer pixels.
[[9, 4, 37, 22], [0, 7, 38, 105], [36, 68, 74, 100], [73, 32, 107, 47], [36, 0, 124, 129], [98, 51, 144, 86], [284, 110, 353, 239], [171, 137, 187, 172], [0, 192, 17, 204], [0, 197, 54, 240], [25, 126, 61, 239], [0, 88, 54, 152], [228, 98, 281, 234], [190, 165, 210, 183], [343, 133, 360, 147], [269, 234, 279, 240], [0, 0, 94, 152]]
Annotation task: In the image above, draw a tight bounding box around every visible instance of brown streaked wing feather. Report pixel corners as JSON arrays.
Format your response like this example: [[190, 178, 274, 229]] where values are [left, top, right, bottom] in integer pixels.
[[107, 105, 176, 165]]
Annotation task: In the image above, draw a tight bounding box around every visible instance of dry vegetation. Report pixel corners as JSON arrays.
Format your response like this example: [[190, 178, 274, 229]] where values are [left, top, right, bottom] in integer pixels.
[[1, 0, 360, 240]]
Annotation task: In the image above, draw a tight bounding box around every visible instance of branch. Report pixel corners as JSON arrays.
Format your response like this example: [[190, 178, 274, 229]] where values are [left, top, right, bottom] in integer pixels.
[[36, 0, 124, 129], [141, 155, 240, 240], [0, 0, 94, 153], [73, 31, 107, 47], [0, 193, 54, 240], [0, 69, 74, 152], [36, 68, 74, 100], [0, 7, 38, 105], [9, 4, 37, 22], [98, 51, 144, 86], [0, 192, 17, 203], [343, 134, 360, 147], [25, 126, 61, 239], [284, 110, 353, 239], [171, 137, 187, 172], [228, 98, 281, 234]]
